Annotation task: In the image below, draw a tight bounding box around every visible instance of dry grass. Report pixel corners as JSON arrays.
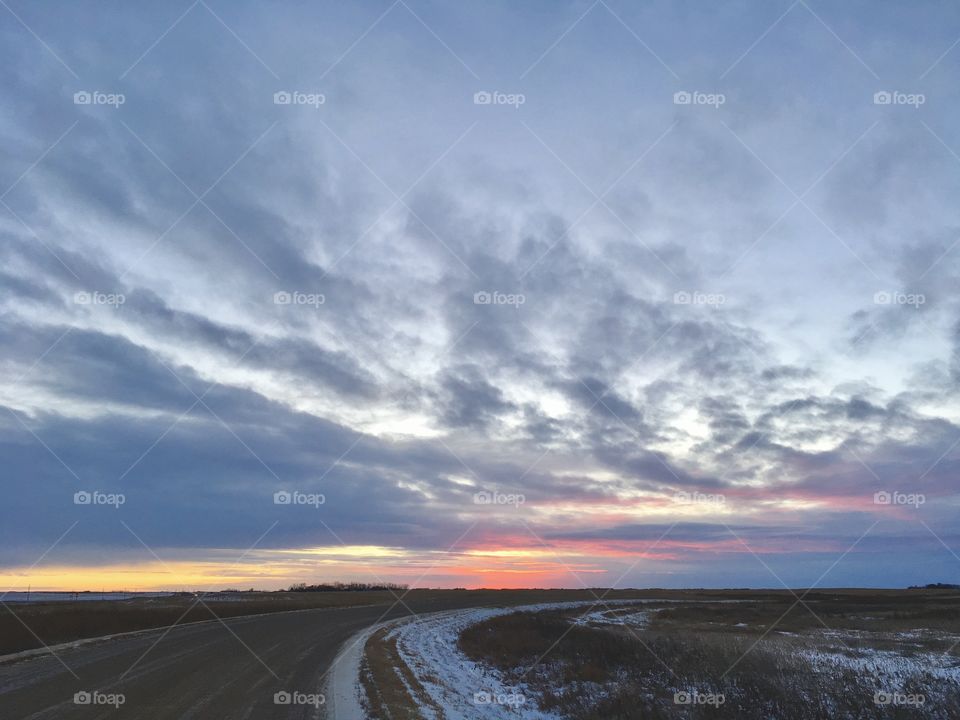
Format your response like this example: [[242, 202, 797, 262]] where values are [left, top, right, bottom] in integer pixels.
[[0, 591, 395, 656], [649, 591, 960, 637], [360, 626, 441, 719], [458, 591, 960, 719], [0, 587, 691, 657]]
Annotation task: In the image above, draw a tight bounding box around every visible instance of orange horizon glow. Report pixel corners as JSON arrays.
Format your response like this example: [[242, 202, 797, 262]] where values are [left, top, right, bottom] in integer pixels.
[[0, 528, 868, 591]]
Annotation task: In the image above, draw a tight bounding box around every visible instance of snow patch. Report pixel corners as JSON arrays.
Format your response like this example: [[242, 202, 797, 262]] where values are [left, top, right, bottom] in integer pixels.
[[325, 616, 408, 720], [377, 601, 646, 719], [797, 646, 960, 684]]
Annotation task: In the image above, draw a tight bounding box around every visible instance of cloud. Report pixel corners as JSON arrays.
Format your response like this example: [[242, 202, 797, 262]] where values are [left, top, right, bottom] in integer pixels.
[[1, 0, 959, 588]]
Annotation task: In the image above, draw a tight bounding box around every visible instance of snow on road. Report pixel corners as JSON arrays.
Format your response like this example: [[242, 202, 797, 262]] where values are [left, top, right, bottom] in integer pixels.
[[374, 601, 645, 719], [390, 606, 552, 720], [326, 616, 405, 720]]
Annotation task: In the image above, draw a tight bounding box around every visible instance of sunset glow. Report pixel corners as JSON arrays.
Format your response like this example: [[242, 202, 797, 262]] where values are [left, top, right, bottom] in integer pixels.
[[1, 1, 958, 594]]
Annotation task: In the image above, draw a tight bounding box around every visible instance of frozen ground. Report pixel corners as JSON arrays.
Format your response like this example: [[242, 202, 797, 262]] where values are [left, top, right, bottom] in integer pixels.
[[797, 644, 960, 684], [573, 607, 650, 627], [326, 616, 408, 720], [362, 600, 647, 720], [350, 597, 960, 719]]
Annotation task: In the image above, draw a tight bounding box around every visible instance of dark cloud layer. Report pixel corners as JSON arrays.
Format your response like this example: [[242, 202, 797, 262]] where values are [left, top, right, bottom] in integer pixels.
[[1, 0, 959, 588]]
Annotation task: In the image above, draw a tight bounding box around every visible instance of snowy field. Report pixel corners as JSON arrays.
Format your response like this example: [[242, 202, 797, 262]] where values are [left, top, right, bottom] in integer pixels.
[[354, 600, 648, 719], [344, 596, 960, 719], [797, 641, 960, 685]]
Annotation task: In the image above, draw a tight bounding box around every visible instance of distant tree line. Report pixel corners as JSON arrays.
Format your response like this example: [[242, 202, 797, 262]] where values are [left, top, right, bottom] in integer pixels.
[[908, 582, 960, 589], [285, 582, 409, 592]]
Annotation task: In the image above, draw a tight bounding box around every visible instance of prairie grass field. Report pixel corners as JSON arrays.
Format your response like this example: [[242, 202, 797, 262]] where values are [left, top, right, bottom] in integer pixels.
[[351, 589, 960, 719]]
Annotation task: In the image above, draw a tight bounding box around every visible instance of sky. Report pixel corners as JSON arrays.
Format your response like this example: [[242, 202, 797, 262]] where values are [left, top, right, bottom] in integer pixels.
[[1, 0, 959, 591]]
